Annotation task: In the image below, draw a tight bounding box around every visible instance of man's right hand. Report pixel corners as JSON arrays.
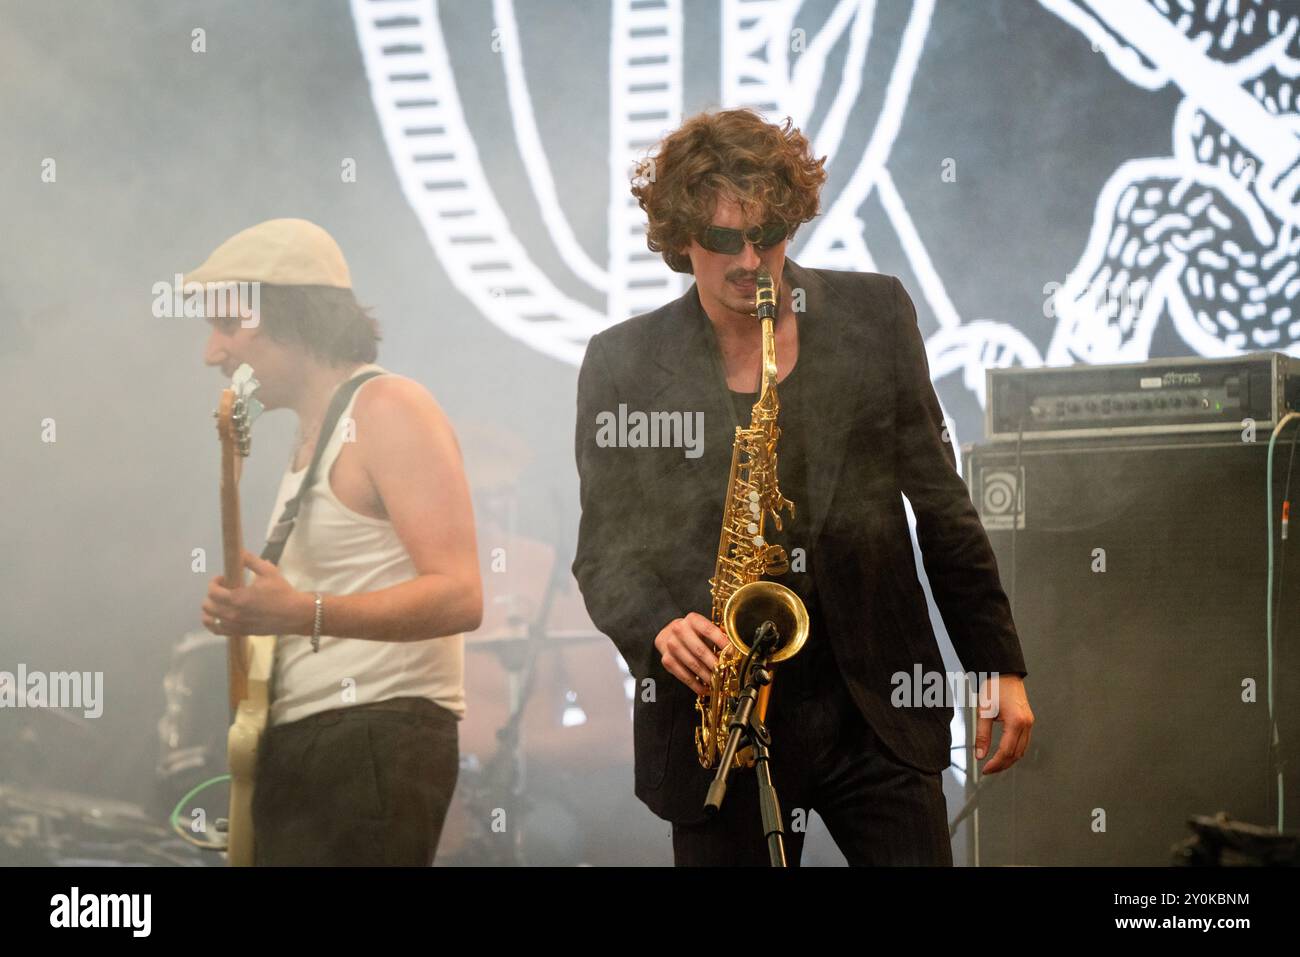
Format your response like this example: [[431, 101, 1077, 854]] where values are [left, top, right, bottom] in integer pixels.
[[654, 612, 731, 694]]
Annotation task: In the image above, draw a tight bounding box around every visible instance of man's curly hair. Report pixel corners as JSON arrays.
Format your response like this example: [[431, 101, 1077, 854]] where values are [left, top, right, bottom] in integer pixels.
[[631, 109, 828, 274]]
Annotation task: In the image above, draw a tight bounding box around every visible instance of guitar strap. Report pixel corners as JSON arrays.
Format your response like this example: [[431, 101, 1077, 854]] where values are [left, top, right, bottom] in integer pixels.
[[260, 370, 384, 566]]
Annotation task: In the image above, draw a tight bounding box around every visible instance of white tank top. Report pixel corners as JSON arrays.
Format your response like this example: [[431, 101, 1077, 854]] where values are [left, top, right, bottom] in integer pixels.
[[264, 363, 465, 726]]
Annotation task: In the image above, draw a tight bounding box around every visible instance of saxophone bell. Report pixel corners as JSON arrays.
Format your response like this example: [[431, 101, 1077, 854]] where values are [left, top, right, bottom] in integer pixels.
[[722, 580, 809, 664]]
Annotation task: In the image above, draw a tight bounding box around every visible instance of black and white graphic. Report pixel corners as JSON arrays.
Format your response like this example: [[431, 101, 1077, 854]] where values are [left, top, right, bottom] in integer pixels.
[[1043, 0, 1300, 363]]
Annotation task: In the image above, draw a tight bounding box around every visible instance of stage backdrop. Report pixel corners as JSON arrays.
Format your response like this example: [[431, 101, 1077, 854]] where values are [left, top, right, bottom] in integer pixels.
[[2, 0, 1296, 861]]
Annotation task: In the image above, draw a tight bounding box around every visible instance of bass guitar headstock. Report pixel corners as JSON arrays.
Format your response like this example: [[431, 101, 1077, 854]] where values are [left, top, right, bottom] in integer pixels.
[[214, 364, 264, 460]]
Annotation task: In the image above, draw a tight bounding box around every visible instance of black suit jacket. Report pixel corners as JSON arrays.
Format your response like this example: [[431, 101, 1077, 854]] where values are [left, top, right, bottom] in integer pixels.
[[572, 260, 1026, 823]]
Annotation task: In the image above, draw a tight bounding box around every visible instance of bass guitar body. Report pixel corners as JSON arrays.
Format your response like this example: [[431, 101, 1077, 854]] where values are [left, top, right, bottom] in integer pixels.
[[225, 633, 274, 866], [215, 364, 275, 867]]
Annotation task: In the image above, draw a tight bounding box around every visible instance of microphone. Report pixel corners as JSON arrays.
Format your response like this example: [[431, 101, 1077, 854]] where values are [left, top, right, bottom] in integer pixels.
[[752, 620, 780, 655], [755, 266, 777, 322]]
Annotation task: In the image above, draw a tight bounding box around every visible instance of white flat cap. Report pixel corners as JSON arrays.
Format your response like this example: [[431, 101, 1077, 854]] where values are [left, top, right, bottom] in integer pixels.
[[184, 218, 352, 289]]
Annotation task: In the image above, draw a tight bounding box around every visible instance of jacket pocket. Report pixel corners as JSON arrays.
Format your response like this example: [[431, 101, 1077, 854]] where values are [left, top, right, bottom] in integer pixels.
[[632, 679, 677, 791]]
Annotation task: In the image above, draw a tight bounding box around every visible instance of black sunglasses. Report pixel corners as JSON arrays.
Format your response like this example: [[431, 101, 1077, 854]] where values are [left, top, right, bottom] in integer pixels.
[[697, 222, 790, 255]]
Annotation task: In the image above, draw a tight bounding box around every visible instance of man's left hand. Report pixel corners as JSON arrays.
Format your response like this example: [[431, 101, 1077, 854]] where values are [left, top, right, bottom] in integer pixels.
[[201, 550, 312, 636], [976, 673, 1034, 774]]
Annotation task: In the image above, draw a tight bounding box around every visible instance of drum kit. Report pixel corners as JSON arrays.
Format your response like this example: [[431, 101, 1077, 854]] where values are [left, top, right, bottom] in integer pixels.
[[437, 479, 637, 866]]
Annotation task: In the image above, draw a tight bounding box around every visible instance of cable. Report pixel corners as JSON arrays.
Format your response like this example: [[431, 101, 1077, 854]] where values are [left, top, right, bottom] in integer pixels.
[[1270, 429, 1298, 647], [168, 774, 231, 851], [1267, 426, 1298, 834], [1008, 414, 1025, 607], [1265, 412, 1299, 833]]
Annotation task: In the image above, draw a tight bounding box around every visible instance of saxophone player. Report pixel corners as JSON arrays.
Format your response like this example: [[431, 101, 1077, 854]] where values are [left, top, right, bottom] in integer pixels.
[[572, 109, 1033, 865]]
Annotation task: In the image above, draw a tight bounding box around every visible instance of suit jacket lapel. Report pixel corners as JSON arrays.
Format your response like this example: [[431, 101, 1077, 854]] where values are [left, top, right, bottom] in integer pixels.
[[642, 259, 870, 546], [781, 259, 867, 546], [647, 281, 731, 439]]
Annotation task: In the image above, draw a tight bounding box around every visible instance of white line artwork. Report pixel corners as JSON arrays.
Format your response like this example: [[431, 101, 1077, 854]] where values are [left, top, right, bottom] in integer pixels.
[[350, 0, 682, 366], [720, 0, 1043, 411], [1041, 0, 1300, 364], [349, 0, 1043, 403]]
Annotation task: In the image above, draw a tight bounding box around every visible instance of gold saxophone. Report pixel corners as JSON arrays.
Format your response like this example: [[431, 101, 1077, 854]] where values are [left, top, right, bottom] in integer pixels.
[[695, 265, 810, 770]]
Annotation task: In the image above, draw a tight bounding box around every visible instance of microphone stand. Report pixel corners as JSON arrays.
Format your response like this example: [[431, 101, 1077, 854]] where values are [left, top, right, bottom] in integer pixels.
[[703, 621, 788, 867]]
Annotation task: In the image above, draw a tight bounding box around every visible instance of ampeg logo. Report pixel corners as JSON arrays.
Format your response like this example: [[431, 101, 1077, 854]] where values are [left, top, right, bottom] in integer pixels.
[[979, 467, 1025, 530]]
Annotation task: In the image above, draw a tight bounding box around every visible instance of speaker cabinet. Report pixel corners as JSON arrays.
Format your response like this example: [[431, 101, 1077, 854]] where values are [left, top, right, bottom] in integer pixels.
[[965, 434, 1299, 865]]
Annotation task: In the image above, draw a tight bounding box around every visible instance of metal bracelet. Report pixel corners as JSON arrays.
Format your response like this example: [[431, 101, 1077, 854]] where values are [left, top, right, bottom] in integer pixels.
[[311, 592, 324, 653]]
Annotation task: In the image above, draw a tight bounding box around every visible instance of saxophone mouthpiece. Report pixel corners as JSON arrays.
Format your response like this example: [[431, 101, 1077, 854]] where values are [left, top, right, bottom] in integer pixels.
[[755, 266, 777, 322]]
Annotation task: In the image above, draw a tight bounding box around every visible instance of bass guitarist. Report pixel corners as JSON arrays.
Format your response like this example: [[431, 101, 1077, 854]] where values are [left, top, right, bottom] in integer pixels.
[[195, 218, 482, 866]]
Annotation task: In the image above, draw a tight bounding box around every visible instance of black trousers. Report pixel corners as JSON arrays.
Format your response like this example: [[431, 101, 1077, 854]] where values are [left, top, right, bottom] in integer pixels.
[[252, 696, 459, 866], [672, 654, 952, 867]]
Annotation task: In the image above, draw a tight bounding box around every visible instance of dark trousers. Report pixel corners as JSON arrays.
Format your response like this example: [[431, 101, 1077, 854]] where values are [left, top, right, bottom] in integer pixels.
[[672, 656, 952, 867], [252, 696, 459, 866]]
